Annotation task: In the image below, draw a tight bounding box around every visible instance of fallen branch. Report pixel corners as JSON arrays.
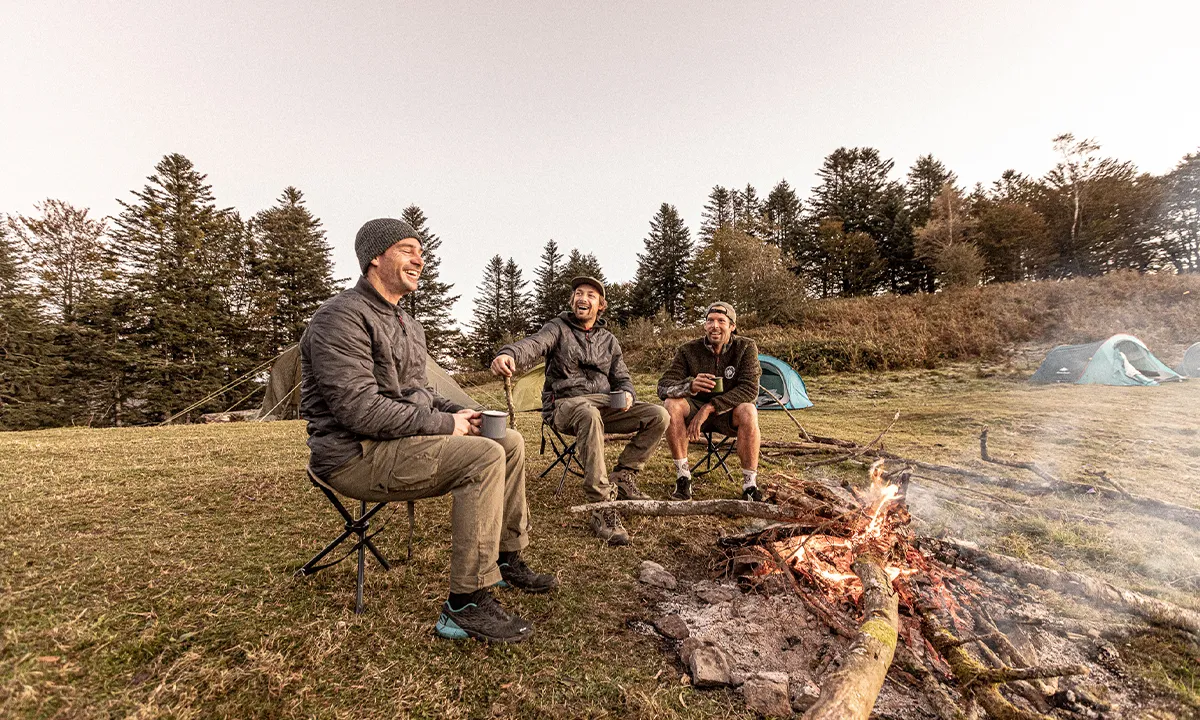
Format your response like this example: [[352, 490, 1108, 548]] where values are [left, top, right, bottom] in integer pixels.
[[568, 498, 822, 524], [921, 608, 1075, 720], [802, 554, 899, 720], [758, 383, 813, 441], [936, 538, 1200, 638], [979, 429, 1059, 487], [804, 412, 900, 469]]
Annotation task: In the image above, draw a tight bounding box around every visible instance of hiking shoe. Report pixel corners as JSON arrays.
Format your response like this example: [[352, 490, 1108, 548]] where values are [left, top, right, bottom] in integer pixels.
[[741, 485, 763, 502], [435, 590, 534, 643], [499, 554, 560, 593], [590, 508, 630, 546], [612, 468, 650, 501], [671, 476, 693, 501]]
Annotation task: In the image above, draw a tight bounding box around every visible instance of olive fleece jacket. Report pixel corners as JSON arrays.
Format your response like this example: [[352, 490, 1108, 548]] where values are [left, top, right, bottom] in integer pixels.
[[300, 277, 465, 477], [498, 312, 636, 420], [656, 335, 761, 414]]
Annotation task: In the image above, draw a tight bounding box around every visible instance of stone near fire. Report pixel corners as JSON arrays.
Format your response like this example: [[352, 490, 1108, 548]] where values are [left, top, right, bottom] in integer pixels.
[[694, 583, 735, 605], [678, 636, 702, 666], [653, 614, 690, 640], [687, 642, 735, 687], [638, 561, 678, 590], [742, 671, 791, 717], [789, 678, 821, 712]]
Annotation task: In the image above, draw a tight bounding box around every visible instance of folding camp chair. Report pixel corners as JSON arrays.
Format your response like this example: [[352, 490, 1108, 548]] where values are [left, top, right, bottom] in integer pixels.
[[539, 421, 585, 494], [692, 431, 736, 480], [295, 467, 415, 614]]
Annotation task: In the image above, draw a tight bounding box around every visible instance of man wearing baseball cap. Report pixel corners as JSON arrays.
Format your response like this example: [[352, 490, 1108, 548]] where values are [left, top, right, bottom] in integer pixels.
[[300, 218, 556, 644], [491, 276, 670, 546], [657, 301, 763, 502]]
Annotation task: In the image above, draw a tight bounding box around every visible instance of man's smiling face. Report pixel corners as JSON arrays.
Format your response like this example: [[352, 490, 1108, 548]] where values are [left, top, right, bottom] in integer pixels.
[[373, 238, 423, 295], [704, 311, 733, 347], [571, 285, 604, 325]]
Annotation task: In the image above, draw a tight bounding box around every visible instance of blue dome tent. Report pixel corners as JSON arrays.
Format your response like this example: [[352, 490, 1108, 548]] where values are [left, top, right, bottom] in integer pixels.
[[756, 354, 813, 409], [1029, 334, 1183, 386]]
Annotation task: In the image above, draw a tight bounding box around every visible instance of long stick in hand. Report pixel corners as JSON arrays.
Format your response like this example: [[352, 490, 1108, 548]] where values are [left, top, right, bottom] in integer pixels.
[[504, 376, 517, 429]]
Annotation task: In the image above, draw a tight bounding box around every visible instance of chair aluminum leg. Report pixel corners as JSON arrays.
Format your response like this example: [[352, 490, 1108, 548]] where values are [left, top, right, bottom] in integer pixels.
[[355, 501, 368, 614]]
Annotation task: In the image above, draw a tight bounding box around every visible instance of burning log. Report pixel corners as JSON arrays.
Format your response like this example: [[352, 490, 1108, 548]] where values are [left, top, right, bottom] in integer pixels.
[[936, 538, 1200, 638], [568, 498, 824, 524], [801, 553, 899, 720]]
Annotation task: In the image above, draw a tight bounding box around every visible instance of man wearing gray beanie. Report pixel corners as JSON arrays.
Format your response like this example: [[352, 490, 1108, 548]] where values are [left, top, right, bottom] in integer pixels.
[[299, 218, 557, 643]]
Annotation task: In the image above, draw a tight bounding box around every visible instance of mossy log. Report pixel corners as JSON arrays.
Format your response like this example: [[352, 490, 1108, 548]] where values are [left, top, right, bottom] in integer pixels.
[[801, 554, 899, 720]]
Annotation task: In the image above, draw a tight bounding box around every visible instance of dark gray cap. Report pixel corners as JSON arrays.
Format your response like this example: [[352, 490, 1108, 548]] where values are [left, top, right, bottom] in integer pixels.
[[705, 301, 736, 325], [355, 218, 420, 274], [570, 276, 605, 297]]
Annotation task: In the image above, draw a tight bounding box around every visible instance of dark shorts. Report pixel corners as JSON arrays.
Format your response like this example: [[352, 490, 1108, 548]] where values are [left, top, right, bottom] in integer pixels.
[[685, 397, 738, 437]]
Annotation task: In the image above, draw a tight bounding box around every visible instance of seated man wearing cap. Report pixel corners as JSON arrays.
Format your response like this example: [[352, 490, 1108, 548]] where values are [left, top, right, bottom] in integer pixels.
[[301, 218, 556, 644], [657, 301, 763, 502], [490, 276, 669, 546]]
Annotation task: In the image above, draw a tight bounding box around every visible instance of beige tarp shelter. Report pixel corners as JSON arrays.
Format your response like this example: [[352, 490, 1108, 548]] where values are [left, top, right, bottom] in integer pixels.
[[259, 344, 482, 420], [511, 364, 546, 412]]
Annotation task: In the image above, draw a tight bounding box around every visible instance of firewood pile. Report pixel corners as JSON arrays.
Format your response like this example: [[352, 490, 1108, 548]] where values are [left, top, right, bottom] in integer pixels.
[[574, 424, 1200, 719]]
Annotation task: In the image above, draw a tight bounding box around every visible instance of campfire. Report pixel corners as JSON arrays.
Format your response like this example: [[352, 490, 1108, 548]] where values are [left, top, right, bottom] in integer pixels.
[[573, 430, 1200, 719]]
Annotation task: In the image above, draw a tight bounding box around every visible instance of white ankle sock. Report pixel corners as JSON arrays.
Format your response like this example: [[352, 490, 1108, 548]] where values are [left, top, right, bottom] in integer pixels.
[[742, 470, 758, 489], [673, 458, 691, 478]]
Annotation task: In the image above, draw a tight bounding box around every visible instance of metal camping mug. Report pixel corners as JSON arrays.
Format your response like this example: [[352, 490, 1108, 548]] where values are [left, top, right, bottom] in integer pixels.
[[481, 410, 508, 439], [608, 390, 626, 409], [712, 376, 724, 393]]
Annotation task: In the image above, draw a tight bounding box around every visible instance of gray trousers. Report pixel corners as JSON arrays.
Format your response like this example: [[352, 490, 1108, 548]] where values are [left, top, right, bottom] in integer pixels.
[[552, 395, 670, 502], [326, 430, 528, 593]]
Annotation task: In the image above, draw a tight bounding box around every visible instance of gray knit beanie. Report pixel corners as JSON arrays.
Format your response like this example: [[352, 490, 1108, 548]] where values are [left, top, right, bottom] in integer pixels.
[[355, 218, 420, 274]]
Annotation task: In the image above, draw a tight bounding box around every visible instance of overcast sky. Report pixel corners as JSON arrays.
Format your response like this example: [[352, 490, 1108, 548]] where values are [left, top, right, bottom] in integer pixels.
[[3, 1, 1197, 324]]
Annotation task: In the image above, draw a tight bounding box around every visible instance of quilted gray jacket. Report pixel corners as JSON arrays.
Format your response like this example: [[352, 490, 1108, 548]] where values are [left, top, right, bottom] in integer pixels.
[[300, 277, 465, 477], [498, 312, 636, 420]]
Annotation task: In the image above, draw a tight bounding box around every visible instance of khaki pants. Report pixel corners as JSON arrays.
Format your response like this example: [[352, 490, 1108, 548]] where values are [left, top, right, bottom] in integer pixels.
[[553, 395, 670, 502], [326, 430, 528, 593]]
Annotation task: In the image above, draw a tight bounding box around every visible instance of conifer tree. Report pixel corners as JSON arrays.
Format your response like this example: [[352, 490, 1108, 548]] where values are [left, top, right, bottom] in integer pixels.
[[0, 222, 59, 429], [399, 204, 460, 361], [731, 183, 764, 237], [699, 186, 734, 243], [763, 180, 803, 256], [250, 187, 339, 355], [109, 153, 249, 423], [630, 203, 692, 323], [466, 255, 507, 367], [532, 239, 566, 322], [501, 258, 532, 337], [1160, 152, 1200, 274], [562, 249, 606, 287]]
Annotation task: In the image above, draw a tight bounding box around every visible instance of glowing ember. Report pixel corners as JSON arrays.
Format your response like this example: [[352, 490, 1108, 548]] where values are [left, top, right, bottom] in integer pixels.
[[776, 460, 910, 596]]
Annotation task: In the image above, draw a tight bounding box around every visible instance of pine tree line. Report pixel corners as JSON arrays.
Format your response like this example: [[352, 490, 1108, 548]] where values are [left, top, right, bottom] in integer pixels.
[[0, 153, 462, 430]]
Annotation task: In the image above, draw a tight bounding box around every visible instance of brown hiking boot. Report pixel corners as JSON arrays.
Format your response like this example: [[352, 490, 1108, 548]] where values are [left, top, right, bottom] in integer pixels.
[[590, 508, 630, 546], [612, 468, 650, 501]]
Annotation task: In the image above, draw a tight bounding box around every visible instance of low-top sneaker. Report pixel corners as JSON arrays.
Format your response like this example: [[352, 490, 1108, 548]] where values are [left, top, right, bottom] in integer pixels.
[[671, 476, 693, 500], [499, 554, 560, 593], [435, 590, 533, 643]]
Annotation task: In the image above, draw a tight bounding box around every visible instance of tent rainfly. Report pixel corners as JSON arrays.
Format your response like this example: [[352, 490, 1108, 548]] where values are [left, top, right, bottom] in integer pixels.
[[259, 345, 482, 420], [756, 354, 813, 410], [509, 353, 812, 413], [1177, 343, 1200, 378], [1029, 334, 1184, 386]]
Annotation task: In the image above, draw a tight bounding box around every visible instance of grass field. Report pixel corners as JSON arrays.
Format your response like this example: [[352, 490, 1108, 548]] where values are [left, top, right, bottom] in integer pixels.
[[2, 367, 1199, 718]]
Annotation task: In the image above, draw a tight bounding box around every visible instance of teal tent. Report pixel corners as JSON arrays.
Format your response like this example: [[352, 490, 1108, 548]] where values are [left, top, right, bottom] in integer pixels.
[[1030, 334, 1183, 386], [757, 354, 813, 409], [1177, 343, 1200, 378]]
